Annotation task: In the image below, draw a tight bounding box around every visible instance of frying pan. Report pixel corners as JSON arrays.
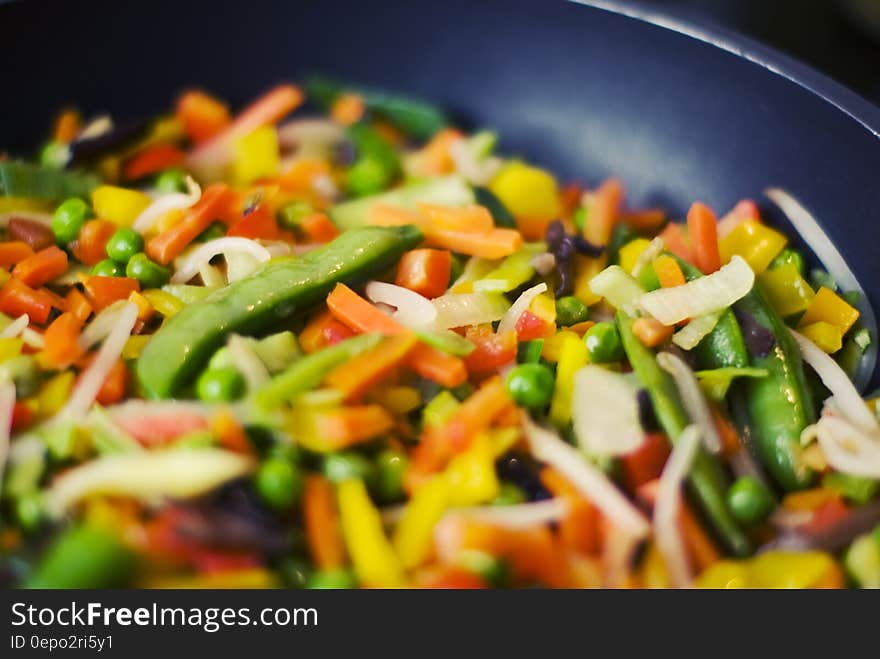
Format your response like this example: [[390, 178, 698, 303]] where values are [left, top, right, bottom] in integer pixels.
[[2, 0, 879, 384]]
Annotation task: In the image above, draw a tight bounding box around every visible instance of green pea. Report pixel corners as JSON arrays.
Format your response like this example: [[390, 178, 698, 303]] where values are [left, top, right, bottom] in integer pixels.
[[505, 363, 555, 409], [345, 156, 391, 197], [555, 296, 589, 326], [323, 451, 375, 484], [726, 476, 775, 524], [91, 259, 125, 278], [195, 367, 245, 402], [278, 557, 311, 589], [492, 483, 527, 506], [39, 141, 70, 170], [375, 449, 407, 503], [584, 321, 624, 363], [15, 492, 45, 532], [306, 569, 357, 589], [769, 248, 806, 276], [105, 227, 144, 264], [126, 253, 170, 288], [255, 458, 304, 511], [51, 197, 91, 245], [155, 168, 187, 193]]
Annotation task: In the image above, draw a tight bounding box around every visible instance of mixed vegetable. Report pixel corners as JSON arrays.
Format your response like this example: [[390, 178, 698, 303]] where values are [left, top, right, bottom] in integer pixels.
[[1, 81, 879, 589]]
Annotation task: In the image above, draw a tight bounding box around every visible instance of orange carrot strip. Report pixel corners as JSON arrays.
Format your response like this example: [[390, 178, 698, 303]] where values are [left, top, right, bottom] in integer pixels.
[[330, 93, 366, 126], [411, 128, 463, 176], [0, 241, 35, 268], [82, 276, 140, 312], [658, 222, 693, 264], [95, 359, 129, 405], [418, 204, 494, 234], [300, 309, 336, 353], [226, 204, 279, 241], [303, 476, 346, 570], [425, 227, 522, 259], [64, 288, 93, 323], [367, 204, 424, 227], [176, 90, 232, 144], [146, 184, 234, 264], [632, 317, 673, 348], [541, 466, 601, 556], [0, 279, 54, 324], [71, 219, 117, 266], [583, 177, 623, 246], [312, 405, 395, 448], [623, 208, 666, 233], [686, 202, 721, 274], [212, 409, 253, 455], [324, 333, 419, 401], [395, 248, 451, 299], [652, 254, 686, 288], [123, 144, 186, 181], [53, 109, 81, 144], [299, 213, 340, 243], [43, 312, 84, 368], [12, 246, 68, 288]]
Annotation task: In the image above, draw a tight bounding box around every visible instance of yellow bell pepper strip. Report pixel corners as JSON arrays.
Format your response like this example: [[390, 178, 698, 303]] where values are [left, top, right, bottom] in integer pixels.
[[140, 568, 278, 589], [573, 255, 605, 307], [337, 478, 405, 587], [798, 286, 860, 335], [445, 434, 501, 506], [488, 161, 561, 240], [0, 337, 23, 363], [541, 329, 579, 363], [618, 238, 651, 274], [695, 550, 843, 588], [233, 125, 280, 185], [36, 371, 75, 418], [142, 288, 185, 318], [548, 331, 589, 427], [757, 263, 815, 317], [718, 220, 787, 274], [799, 321, 843, 354], [393, 475, 451, 569], [122, 335, 151, 360], [90, 185, 152, 226]]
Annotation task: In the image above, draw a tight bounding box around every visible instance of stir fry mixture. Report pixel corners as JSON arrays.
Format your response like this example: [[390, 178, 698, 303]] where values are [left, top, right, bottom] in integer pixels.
[[1, 81, 879, 589]]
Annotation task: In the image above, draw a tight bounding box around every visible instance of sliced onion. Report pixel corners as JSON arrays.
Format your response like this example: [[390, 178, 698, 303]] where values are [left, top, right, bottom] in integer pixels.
[[44, 448, 254, 517], [132, 176, 201, 235], [589, 266, 645, 315], [225, 250, 262, 283], [449, 135, 503, 186], [58, 302, 137, 420], [766, 188, 877, 391], [199, 263, 226, 288], [433, 291, 510, 330], [445, 499, 569, 529], [227, 334, 270, 390], [262, 240, 294, 258], [632, 236, 665, 277], [641, 255, 754, 325], [672, 310, 723, 350], [657, 352, 722, 453], [107, 399, 222, 421], [654, 424, 701, 589], [21, 328, 44, 350], [366, 281, 437, 329], [172, 237, 271, 284], [806, 412, 880, 478], [521, 413, 650, 539], [0, 380, 17, 495], [572, 365, 644, 456], [530, 252, 556, 276], [78, 301, 127, 351], [277, 118, 345, 150], [497, 283, 547, 335], [791, 329, 879, 435], [0, 314, 29, 339]]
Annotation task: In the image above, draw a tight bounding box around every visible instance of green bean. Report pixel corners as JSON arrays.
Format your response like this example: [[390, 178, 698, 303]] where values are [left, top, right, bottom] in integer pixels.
[[25, 525, 135, 588]]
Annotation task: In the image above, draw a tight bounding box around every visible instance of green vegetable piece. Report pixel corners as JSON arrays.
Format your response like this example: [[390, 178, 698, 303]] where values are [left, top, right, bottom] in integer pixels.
[[694, 367, 769, 402], [0, 162, 99, 200], [25, 525, 135, 588], [455, 549, 509, 587], [52, 197, 91, 245], [492, 483, 527, 506], [584, 321, 624, 363], [572, 206, 587, 233], [422, 390, 460, 429], [414, 328, 476, 356], [278, 200, 315, 230], [376, 449, 408, 503], [822, 472, 880, 505], [137, 225, 422, 398], [617, 311, 751, 556], [473, 186, 517, 228], [844, 530, 880, 589], [323, 452, 376, 484], [606, 223, 637, 266], [255, 457, 304, 511], [556, 296, 589, 326], [505, 363, 555, 409], [91, 258, 125, 278], [126, 252, 170, 288], [517, 339, 545, 364], [195, 221, 226, 243], [0, 354, 40, 397], [40, 142, 71, 170], [346, 156, 394, 197], [155, 168, 187, 193], [475, 247, 541, 292], [15, 492, 45, 532], [105, 227, 145, 263], [769, 248, 806, 276], [307, 569, 358, 589], [196, 367, 245, 402], [161, 284, 215, 304], [809, 268, 838, 292], [726, 476, 775, 524]]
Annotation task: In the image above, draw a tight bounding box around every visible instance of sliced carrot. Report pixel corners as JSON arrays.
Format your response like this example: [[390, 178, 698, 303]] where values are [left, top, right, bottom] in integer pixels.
[[146, 184, 234, 264], [303, 475, 346, 570], [53, 108, 81, 144], [11, 400, 36, 432], [299, 309, 337, 353], [618, 433, 670, 492], [541, 466, 602, 556], [686, 202, 721, 274], [652, 254, 686, 288], [226, 203, 279, 241], [71, 219, 117, 266], [583, 177, 623, 246], [176, 90, 232, 144], [12, 246, 68, 288], [395, 248, 451, 299], [368, 204, 424, 227], [312, 405, 395, 448], [64, 288, 93, 323], [330, 93, 366, 126], [658, 222, 692, 264], [419, 204, 494, 234], [322, 319, 355, 346], [123, 144, 186, 181], [82, 276, 140, 312], [0, 241, 35, 268], [298, 213, 340, 243], [623, 208, 666, 233], [567, 320, 595, 337], [711, 405, 742, 455], [0, 279, 55, 324], [632, 317, 673, 348], [43, 312, 84, 368], [559, 183, 584, 220], [212, 409, 253, 455], [411, 128, 463, 176], [324, 333, 419, 401], [95, 359, 129, 405], [426, 227, 522, 259], [326, 283, 466, 387], [277, 158, 332, 195]]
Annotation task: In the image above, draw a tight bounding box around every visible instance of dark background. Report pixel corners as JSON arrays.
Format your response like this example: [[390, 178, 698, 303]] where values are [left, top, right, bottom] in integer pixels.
[[643, 0, 880, 105]]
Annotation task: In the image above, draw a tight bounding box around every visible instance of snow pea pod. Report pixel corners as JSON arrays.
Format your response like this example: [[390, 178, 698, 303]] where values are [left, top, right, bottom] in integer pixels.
[[617, 311, 751, 556], [136, 225, 423, 399]]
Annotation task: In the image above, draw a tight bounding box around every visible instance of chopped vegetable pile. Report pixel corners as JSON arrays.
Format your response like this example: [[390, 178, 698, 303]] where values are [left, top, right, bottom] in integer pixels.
[[1, 81, 879, 589]]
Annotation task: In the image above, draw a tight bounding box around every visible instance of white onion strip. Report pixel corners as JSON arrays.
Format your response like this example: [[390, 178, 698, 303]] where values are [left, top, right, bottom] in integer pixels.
[[521, 413, 650, 539], [58, 302, 137, 420], [805, 414, 880, 478], [0, 314, 29, 339], [21, 328, 44, 350], [0, 380, 17, 495], [657, 352, 722, 453], [227, 334, 270, 390], [654, 424, 701, 589], [632, 236, 665, 277], [444, 499, 569, 529], [132, 176, 201, 234], [172, 237, 272, 284], [78, 301, 126, 352], [365, 281, 437, 329], [766, 188, 877, 391], [497, 283, 547, 335], [572, 365, 644, 456], [530, 252, 556, 276], [672, 311, 723, 350]]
